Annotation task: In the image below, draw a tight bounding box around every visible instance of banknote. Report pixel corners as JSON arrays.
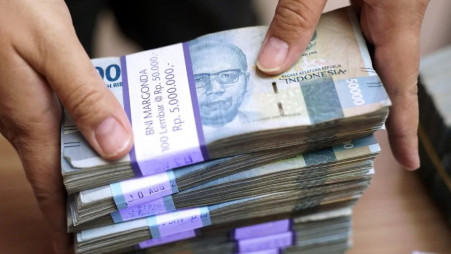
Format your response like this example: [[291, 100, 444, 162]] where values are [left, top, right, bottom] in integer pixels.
[[73, 174, 372, 253], [117, 207, 353, 254], [70, 170, 372, 231], [68, 135, 379, 227], [61, 7, 389, 190]]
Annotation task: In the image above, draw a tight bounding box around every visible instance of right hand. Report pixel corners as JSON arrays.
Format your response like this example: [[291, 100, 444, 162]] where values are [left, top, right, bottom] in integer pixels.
[[0, 0, 133, 252]]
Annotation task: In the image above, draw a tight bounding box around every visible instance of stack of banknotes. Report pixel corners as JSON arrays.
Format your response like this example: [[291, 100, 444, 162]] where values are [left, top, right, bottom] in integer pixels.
[[61, 8, 390, 254], [418, 45, 451, 225], [115, 206, 355, 254]]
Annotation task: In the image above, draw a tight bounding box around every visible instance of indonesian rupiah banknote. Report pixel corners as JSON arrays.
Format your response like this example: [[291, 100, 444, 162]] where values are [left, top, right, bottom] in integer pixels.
[[61, 7, 389, 193], [68, 135, 379, 228]]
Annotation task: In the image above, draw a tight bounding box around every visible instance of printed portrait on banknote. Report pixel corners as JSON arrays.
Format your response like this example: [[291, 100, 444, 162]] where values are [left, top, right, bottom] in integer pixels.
[[190, 41, 250, 127]]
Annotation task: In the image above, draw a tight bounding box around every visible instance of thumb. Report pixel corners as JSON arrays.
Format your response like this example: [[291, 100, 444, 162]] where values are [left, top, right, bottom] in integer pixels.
[[257, 0, 327, 75], [48, 43, 133, 160], [20, 12, 133, 160], [51, 51, 133, 161]]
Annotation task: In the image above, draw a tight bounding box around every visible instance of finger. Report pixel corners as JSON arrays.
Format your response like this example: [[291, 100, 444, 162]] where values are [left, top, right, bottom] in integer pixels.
[[19, 126, 74, 254], [381, 40, 420, 171], [18, 128, 74, 254], [386, 92, 420, 171], [14, 1, 133, 160], [257, 0, 327, 74], [0, 49, 71, 253], [359, 1, 428, 170]]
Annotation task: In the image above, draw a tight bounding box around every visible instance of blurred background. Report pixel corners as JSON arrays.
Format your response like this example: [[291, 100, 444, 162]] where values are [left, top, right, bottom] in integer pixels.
[[92, 0, 451, 57], [0, 1, 450, 253]]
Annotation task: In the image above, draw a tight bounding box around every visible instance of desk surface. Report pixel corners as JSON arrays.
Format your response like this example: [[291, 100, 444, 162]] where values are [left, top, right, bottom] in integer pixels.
[[0, 131, 450, 254]]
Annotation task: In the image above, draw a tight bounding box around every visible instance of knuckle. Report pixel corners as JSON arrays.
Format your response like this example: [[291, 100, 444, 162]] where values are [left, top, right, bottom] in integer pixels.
[[0, 114, 58, 153], [0, 101, 60, 148], [66, 85, 106, 123], [0, 117, 17, 144], [274, 1, 317, 32], [416, 0, 429, 10], [406, 83, 419, 96], [415, 0, 429, 21], [389, 80, 419, 99], [27, 173, 63, 211], [387, 117, 417, 137], [363, 0, 428, 17], [27, 174, 51, 200]]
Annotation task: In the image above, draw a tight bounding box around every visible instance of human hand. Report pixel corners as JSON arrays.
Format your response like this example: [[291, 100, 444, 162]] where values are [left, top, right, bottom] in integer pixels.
[[0, 0, 133, 253], [257, 0, 428, 170]]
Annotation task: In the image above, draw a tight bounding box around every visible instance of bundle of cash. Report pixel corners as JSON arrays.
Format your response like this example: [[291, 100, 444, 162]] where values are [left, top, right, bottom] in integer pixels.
[[61, 7, 390, 194], [74, 186, 367, 254], [118, 206, 354, 254], [62, 7, 389, 254], [68, 135, 379, 229], [417, 45, 451, 224]]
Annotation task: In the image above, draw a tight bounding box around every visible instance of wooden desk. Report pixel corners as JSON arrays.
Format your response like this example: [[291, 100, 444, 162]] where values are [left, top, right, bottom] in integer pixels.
[[349, 131, 451, 254], [0, 131, 450, 254]]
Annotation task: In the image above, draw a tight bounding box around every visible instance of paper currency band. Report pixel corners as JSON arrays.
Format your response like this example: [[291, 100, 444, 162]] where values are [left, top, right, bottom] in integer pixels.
[[111, 170, 178, 210], [231, 219, 292, 241], [111, 195, 176, 223], [236, 249, 281, 254], [138, 229, 198, 249], [182, 42, 209, 162], [237, 231, 295, 253], [147, 207, 211, 239], [120, 43, 209, 177]]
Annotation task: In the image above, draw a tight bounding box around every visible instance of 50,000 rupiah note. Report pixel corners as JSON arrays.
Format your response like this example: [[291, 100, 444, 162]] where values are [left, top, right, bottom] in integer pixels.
[[61, 7, 389, 193]]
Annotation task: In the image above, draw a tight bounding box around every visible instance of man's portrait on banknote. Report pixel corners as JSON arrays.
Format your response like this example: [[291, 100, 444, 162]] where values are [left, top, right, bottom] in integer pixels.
[[190, 41, 250, 126]]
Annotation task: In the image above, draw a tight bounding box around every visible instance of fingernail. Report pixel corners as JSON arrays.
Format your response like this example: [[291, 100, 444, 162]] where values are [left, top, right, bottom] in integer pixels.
[[257, 37, 289, 73], [407, 153, 421, 171], [95, 117, 131, 157]]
